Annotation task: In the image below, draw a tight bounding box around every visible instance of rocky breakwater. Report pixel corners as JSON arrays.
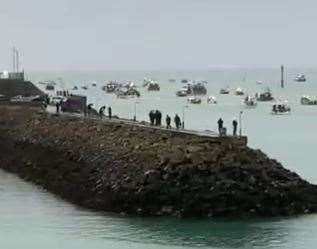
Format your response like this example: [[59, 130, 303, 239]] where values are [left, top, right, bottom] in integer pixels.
[[0, 105, 317, 217]]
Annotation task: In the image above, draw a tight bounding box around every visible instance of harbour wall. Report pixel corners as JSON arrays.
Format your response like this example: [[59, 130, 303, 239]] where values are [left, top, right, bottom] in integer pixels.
[[0, 105, 316, 217]]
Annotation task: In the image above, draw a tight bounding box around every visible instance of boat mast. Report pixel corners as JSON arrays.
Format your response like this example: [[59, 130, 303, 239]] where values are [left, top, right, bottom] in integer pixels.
[[281, 64, 284, 88]]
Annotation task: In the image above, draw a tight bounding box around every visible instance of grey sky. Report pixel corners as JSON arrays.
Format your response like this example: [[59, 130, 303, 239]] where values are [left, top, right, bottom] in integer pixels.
[[0, 0, 316, 71]]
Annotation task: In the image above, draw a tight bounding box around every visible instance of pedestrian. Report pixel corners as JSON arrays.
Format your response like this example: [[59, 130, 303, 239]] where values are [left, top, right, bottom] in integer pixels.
[[108, 106, 112, 119], [174, 114, 181, 129], [56, 101, 60, 113], [166, 115, 171, 129], [232, 119, 238, 136], [156, 110, 162, 126], [149, 110, 155, 125], [99, 106, 106, 118], [217, 118, 223, 134]]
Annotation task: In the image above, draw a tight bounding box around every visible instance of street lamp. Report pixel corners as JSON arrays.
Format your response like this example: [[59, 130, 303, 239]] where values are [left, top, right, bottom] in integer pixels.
[[239, 110, 243, 136], [133, 101, 140, 121], [182, 105, 189, 129]]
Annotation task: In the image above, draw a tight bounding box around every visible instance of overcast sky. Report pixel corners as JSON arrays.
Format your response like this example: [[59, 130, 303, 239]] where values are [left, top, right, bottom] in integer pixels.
[[0, 0, 316, 71]]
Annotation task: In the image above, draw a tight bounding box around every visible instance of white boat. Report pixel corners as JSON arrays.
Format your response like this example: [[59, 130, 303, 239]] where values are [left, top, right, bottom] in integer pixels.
[[294, 73, 306, 82], [244, 95, 257, 107], [300, 95, 317, 105], [235, 87, 244, 96], [207, 96, 217, 104], [256, 80, 263, 85], [271, 101, 291, 115], [176, 90, 188, 97], [187, 97, 202, 104]]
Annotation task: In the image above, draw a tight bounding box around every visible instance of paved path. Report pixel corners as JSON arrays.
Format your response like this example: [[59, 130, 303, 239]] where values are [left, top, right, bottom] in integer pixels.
[[46, 105, 220, 138]]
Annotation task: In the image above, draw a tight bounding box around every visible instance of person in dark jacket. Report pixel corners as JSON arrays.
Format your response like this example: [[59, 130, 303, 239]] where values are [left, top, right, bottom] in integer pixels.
[[166, 115, 171, 129], [232, 119, 238, 136], [99, 106, 106, 118], [155, 110, 162, 126], [149, 110, 155, 125], [56, 101, 61, 113], [174, 114, 181, 129], [217, 118, 223, 134], [108, 106, 112, 119]]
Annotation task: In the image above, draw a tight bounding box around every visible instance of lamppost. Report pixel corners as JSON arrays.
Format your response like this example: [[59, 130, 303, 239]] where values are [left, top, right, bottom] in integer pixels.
[[182, 105, 188, 129], [239, 110, 243, 136], [133, 101, 139, 121]]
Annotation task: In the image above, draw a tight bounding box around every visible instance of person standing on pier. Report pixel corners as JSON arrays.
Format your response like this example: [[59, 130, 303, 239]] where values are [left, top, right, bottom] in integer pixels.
[[174, 114, 181, 129], [217, 118, 223, 134], [99, 106, 106, 119], [166, 115, 171, 129], [149, 110, 155, 125], [155, 110, 162, 126], [232, 119, 238, 136], [55, 101, 61, 113], [108, 106, 112, 119]]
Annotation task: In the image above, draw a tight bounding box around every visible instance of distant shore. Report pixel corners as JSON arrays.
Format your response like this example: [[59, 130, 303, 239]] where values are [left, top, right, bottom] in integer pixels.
[[0, 105, 316, 217]]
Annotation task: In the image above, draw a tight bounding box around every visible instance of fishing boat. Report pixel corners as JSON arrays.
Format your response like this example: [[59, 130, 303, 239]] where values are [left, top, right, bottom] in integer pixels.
[[187, 97, 202, 104], [244, 95, 257, 107], [219, 88, 230, 94], [207, 96, 217, 104], [256, 88, 274, 101], [271, 102, 291, 115], [300, 95, 317, 105], [235, 87, 244, 96], [294, 73, 306, 82], [147, 82, 160, 91], [116, 88, 140, 98], [191, 83, 207, 95]]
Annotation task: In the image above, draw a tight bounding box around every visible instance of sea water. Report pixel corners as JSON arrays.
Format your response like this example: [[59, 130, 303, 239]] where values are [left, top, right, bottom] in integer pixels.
[[1, 68, 317, 248]]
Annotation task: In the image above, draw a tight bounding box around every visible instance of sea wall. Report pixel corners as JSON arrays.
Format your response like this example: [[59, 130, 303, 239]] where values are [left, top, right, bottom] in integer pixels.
[[0, 105, 316, 217]]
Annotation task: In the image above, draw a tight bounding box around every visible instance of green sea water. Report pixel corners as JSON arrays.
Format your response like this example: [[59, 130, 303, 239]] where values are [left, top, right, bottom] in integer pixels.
[[1, 68, 317, 248]]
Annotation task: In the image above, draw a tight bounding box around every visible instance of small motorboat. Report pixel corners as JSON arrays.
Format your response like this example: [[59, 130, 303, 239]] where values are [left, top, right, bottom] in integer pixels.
[[300, 95, 317, 105], [176, 90, 188, 97], [256, 88, 274, 101], [168, 79, 176, 83], [81, 86, 88, 90], [244, 95, 257, 107], [187, 97, 202, 104], [294, 73, 306, 82], [219, 88, 230, 94], [72, 86, 78, 90], [181, 79, 189, 84], [235, 87, 244, 96], [271, 102, 291, 115], [256, 80, 263, 85], [207, 96, 217, 104], [92, 82, 97, 87]]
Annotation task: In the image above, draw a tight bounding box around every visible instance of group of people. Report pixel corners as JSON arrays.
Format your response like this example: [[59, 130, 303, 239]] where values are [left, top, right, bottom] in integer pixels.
[[217, 118, 238, 136], [148, 111, 182, 129]]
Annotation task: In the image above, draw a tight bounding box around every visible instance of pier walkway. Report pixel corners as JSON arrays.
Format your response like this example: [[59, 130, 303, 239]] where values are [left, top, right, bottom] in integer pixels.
[[45, 105, 247, 145]]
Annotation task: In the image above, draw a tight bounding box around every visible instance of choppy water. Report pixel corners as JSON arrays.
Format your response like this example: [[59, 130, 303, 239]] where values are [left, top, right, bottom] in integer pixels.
[[1, 68, 317, 248]]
